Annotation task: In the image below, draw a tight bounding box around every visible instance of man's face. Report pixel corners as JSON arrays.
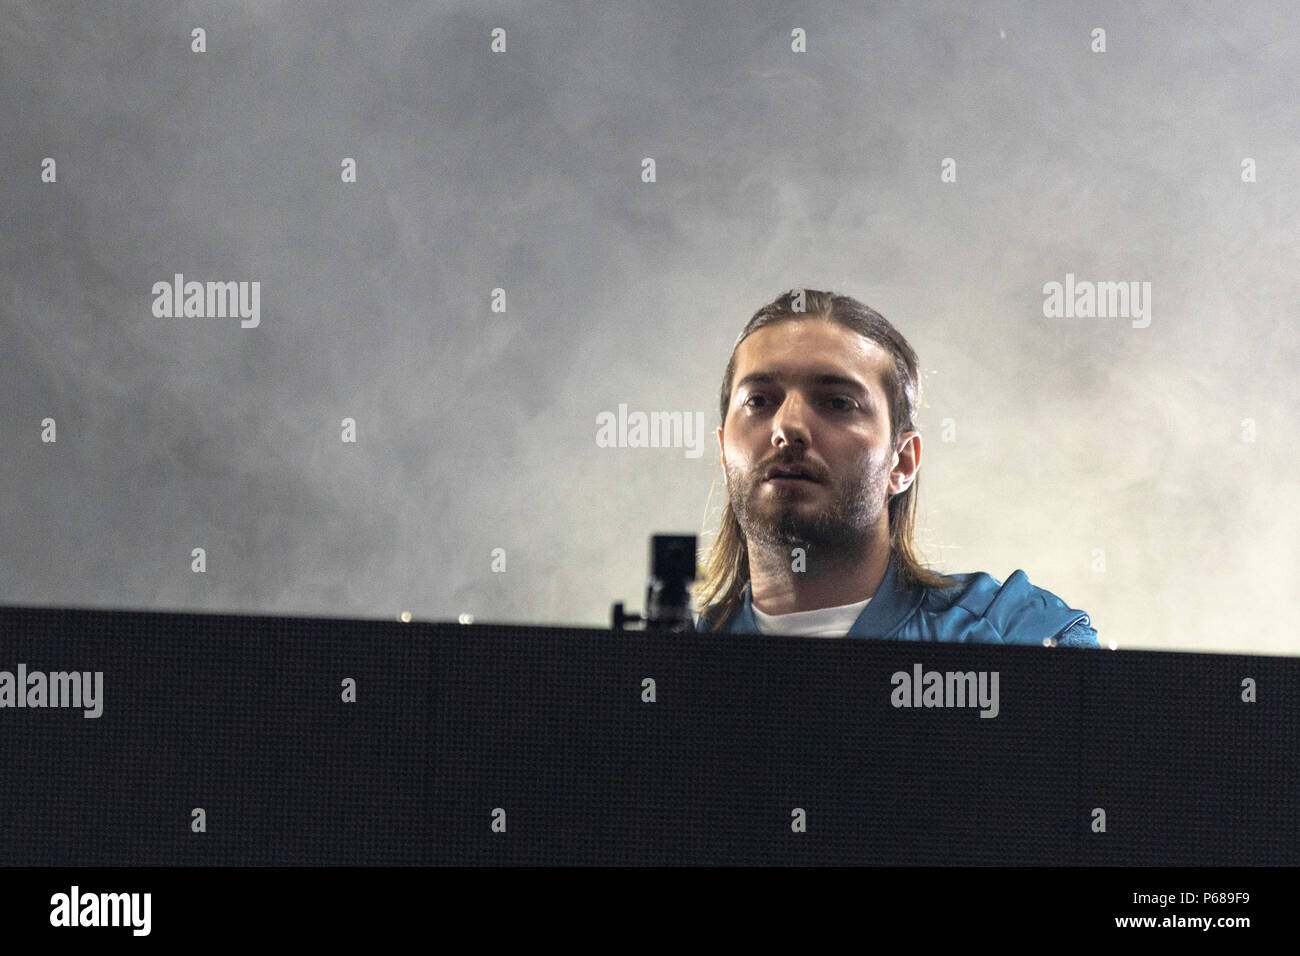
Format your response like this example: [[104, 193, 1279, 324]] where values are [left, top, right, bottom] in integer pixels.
[[718, 319, 917, 560]]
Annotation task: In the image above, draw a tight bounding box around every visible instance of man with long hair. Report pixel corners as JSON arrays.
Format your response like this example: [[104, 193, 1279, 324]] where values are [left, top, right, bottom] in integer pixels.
[[694, 289, 1099, 647]]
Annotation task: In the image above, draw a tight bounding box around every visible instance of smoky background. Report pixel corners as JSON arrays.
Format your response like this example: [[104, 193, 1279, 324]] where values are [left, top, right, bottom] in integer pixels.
[[1, 0, 1296, 654]]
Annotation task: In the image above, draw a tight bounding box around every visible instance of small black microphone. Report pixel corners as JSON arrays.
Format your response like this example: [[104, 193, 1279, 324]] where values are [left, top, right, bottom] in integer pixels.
[[610, 534, 697, 633], [644, 534, 696, 633]]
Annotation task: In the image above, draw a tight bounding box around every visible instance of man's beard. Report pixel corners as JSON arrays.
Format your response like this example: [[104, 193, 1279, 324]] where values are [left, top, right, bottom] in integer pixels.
[[726, 453, 889, 568]]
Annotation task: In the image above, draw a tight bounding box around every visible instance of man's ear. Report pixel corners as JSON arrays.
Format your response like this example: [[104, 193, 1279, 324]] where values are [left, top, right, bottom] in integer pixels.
[[890, 431, 921, 495], [716, 426, 726, 478]]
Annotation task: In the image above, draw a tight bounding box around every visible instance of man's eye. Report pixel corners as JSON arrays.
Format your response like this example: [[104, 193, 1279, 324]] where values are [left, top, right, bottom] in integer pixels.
[[742, 395, 858, 411]]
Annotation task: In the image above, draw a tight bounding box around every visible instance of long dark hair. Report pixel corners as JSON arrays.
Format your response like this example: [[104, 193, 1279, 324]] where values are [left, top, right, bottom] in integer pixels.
[[696, 289, 958, 629]]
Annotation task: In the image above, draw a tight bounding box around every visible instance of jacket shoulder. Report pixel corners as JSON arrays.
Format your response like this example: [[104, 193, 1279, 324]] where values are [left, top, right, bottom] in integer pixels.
[[919, 569, 1098, 646], [694, 603, 732, 632]]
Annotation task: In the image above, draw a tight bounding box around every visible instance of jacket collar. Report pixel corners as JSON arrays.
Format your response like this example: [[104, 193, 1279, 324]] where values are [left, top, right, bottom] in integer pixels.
[[732, 549, 924, 638]]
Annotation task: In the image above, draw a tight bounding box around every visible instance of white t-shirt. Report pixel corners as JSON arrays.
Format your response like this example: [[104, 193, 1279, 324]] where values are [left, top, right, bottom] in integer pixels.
[[751, 596, 871, 638]]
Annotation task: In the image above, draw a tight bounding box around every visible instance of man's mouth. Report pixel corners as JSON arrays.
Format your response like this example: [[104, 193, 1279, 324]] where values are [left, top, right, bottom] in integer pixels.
[[766, 476, 817, 492], [765, 465, 820, 483]]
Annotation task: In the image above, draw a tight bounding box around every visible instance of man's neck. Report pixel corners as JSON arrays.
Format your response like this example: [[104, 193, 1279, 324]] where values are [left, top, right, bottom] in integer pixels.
[[747, 537, 891, 616]]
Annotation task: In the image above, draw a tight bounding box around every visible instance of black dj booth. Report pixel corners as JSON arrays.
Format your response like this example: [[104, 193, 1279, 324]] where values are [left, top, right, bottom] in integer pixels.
[[1, 602, 1294, 867]]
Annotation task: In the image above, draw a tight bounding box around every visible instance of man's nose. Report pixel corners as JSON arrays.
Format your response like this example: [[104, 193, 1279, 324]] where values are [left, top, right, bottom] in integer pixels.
[[771, 393, 811, 449]]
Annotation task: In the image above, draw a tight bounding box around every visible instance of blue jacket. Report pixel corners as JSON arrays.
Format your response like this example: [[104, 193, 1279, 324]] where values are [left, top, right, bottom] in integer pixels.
[[695, 552, 1100, 647]]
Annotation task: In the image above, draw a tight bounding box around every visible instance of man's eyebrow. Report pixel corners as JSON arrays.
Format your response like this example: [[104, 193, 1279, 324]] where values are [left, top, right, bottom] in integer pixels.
[[735, 370, 872, 396]]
